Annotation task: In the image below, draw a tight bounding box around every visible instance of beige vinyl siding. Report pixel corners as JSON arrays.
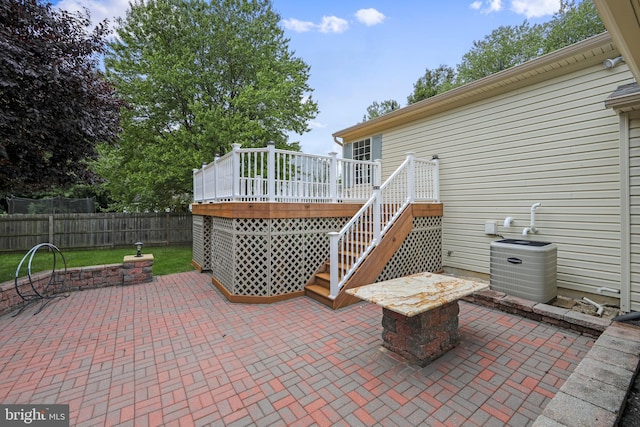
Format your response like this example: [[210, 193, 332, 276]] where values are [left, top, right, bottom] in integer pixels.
[[629, 112, 640, 310], [379, 64, 634, 295]]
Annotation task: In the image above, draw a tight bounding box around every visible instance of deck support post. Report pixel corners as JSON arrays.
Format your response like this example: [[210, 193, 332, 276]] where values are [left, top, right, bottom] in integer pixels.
[[329, 152, 338, 202], [373, 159, 382, 242], [193, 168, 201, 201], [213, 155, 219, 200], [267, 142, 276, 202], [329, 231, 339, 299], [432, 157, 440, 202], [373, 188, 381, 244], [232, 143, 242, 200], [406, 152, 416, 203]]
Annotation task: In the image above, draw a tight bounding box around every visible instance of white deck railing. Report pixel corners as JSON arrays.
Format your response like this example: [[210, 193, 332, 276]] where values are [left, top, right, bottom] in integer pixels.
[[328, 153, 439, 299], [193, 143, 379, 203]]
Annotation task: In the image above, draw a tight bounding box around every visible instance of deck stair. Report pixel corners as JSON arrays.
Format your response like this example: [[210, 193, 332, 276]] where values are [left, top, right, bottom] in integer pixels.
[[304, 206, 415, 309]]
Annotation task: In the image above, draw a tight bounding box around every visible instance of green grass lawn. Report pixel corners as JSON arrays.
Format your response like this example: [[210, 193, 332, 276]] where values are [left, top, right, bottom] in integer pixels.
[[0, 245, 194, 284]]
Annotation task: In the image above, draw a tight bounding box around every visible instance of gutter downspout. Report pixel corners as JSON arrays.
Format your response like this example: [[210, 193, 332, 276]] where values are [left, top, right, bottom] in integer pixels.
[[620, 112, 631, 312]]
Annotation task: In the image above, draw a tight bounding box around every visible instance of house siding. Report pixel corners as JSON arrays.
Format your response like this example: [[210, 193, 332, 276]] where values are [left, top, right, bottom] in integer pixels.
[[628, 111, 640, 311], [377, 64, 635, 296]]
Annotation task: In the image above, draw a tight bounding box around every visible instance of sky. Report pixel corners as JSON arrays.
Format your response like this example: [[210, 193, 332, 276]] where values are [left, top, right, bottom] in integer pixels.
[[54, 0, 568, 156]]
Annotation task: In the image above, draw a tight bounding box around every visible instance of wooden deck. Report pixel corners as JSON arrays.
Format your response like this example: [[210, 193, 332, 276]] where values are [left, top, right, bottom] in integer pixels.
[[191, 201, 364, 218], [192, 202, 443, 308]]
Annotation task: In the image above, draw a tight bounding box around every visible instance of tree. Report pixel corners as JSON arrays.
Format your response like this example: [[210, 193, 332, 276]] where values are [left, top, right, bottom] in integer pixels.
[[98, 0, 319, 211], [362, 100, 400, 122], [456, 21, 545, 85], [454, 1, 604, 86], [0, 0, 122, 197], [407, 65, 456, 104], [542, 0, 605, 53]]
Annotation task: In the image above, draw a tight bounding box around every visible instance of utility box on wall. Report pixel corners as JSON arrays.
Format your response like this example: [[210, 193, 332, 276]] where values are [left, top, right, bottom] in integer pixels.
[[490, 239, 557, 303]]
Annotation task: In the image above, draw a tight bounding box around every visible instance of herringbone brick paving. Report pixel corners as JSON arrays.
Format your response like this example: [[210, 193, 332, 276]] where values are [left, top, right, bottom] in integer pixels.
[[0, 271, 594, 426]]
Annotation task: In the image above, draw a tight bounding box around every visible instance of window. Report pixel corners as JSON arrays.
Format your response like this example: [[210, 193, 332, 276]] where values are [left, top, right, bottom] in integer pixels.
[[352, 138, 371, 184], [352, 138, 371, 161], [342, 135, 382, 186]]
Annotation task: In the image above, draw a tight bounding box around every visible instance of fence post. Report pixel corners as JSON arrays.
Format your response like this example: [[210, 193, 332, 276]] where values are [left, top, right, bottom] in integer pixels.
[[406, 152, 416, 203], [267, 141, 276, 202], [329, 152, 338, 202], [111, 213, 115, 248], [165, 212, 170, 244], [329, 231, 339, 299], [231, 143, 241, 200], [48, 215, 54, 245]]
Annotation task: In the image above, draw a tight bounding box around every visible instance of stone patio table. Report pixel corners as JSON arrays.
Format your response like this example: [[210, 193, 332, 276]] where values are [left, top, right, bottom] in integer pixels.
[[347, 272, 489, 366]]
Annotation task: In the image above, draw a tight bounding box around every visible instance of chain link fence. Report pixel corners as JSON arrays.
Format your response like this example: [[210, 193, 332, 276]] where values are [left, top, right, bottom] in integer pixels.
[[7, 197, 95, 214]]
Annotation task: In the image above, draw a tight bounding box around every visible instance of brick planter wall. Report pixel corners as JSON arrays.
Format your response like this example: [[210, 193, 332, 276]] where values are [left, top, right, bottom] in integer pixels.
[[0, 254, 154, 315]]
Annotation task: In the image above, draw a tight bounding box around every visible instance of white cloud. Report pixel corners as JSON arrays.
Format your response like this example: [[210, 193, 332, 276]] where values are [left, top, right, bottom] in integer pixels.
[[471, 0, 560, 18], [354, 8, 386, 26], [470, 0, 502, 15], [55, 0, 131, 30], [510, 0, 561, 18], [318, 16, 349, 34], [283, 8, 386, 35], [281, 18, 316, 33], [282, 15, 348, 34], [487, 0, 503, 13]]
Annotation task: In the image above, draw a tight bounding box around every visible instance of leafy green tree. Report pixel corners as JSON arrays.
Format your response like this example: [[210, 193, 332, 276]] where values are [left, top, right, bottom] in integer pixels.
[[98, 0, 318, 211], [456, 21, 545, 84], [455, 1, 604, 86], [362, 100, 400, 122], [0, 0, 121, 197], [407, 65, 456, 104], [542, 0, 605, 53]]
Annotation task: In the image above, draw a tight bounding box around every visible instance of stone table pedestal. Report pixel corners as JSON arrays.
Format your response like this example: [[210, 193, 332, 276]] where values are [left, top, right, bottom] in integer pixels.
[[347, 272, 488, 366], [381, 301, 460, 366]]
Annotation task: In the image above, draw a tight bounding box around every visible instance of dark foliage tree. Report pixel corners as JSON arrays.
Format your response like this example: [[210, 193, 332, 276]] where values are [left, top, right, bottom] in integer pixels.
[[0, 0, 122, 197]]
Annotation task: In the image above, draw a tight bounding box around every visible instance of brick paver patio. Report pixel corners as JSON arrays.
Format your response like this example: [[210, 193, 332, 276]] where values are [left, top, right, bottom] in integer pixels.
[[0, 271, 594, 426]]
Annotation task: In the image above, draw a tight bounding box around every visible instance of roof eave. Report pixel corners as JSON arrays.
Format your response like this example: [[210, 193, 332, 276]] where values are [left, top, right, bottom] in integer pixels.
[[594, 0, 640, 83], [333, 32, 617, 141], [605, 92, 640, 112]]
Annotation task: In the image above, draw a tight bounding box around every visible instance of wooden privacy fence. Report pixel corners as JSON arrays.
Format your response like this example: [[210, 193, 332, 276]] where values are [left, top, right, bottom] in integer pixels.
[[0, 213, 192, 253]]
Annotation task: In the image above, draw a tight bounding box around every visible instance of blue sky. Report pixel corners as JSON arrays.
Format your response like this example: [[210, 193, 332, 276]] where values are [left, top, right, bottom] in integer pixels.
[[55, 0, 568, 155]]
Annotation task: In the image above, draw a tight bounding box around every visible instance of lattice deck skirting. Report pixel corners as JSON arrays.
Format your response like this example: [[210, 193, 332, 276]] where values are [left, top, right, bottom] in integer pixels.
[[192, 208, 442, 301], [377, 216, 442, 282]]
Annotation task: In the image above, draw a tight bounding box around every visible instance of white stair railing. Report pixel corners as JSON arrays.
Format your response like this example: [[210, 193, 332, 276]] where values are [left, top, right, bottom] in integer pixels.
[[328, 153, 439, 299]]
